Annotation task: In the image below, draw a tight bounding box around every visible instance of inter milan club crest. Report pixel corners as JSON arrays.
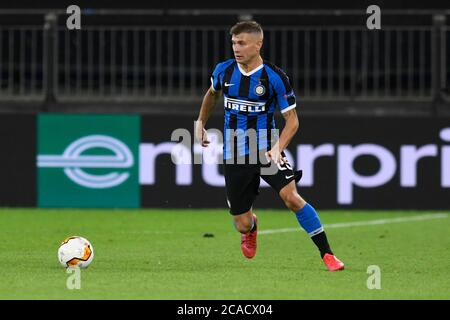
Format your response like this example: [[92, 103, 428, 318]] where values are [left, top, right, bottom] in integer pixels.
[[255, 84, 266, 96]]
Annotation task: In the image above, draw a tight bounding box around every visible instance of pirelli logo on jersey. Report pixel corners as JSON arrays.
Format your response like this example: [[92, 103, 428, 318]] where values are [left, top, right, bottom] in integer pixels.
[[224, 97, 266, 113]]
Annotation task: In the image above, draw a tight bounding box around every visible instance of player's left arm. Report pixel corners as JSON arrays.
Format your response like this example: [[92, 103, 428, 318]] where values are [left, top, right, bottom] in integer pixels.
[[278, 108, 299, 152], [266, 70, 298, 164], [266, 109, 299, 164]]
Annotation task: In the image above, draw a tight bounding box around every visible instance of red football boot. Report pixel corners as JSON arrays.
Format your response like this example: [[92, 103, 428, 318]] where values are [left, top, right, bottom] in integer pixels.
[[241, 214, 257, 259], [323, 253, 345, 271]]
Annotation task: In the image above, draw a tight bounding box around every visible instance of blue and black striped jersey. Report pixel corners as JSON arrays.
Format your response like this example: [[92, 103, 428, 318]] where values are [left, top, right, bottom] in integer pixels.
[[210, 59, 297, 160]]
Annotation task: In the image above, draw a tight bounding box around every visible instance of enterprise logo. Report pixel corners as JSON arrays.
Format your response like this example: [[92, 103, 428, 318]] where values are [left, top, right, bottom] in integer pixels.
[[224, 97, 266, 113]]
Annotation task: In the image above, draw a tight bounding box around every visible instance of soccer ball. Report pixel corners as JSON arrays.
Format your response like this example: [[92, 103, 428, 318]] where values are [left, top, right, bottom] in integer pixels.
[[57, 236, 94, 268]]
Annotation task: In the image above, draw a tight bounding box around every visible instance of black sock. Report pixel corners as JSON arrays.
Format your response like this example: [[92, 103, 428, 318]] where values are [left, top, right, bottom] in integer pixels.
[[311, 231, 333, 258]]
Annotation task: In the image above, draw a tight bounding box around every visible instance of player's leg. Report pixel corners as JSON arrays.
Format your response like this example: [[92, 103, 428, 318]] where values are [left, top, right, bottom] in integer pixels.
[[262, 159, 344, 271], [279, 181, 344, 271], [232, 209, 255, 234], [230, 208, 258, 260], [224, 163, 259, 259], [279, 181, 325, 242]]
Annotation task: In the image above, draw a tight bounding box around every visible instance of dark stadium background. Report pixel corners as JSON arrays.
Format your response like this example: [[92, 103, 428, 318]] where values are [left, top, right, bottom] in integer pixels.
[[1, 0, 449, 209]]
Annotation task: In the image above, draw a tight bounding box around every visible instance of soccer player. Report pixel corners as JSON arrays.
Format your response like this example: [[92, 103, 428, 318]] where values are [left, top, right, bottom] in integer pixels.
[[195, 21, 344, 271]]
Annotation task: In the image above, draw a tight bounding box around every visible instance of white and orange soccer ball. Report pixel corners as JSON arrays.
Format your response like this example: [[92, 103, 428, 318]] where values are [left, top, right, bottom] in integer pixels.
[[57, 236, 94, 268]]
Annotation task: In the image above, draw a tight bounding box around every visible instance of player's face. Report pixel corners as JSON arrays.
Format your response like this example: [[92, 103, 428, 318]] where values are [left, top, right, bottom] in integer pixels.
[[231, 33, 262, 65]]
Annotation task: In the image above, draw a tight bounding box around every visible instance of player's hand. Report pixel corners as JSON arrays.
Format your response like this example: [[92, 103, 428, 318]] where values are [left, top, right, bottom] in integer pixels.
[[265, 145, 285, 165], [195, 122, 210, 147]]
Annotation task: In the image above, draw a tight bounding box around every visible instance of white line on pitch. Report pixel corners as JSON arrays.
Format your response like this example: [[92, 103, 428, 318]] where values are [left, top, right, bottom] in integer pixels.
[[259, 213, 449, 235]]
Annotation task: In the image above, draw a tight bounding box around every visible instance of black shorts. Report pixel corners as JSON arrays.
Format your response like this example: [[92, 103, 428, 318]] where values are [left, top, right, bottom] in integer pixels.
[[224, 159, 303, 215]]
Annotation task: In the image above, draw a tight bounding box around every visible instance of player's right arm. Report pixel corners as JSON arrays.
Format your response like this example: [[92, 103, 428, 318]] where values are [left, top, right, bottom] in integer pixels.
[[196, 87, 221, 147], [196, 63, 223, 147]]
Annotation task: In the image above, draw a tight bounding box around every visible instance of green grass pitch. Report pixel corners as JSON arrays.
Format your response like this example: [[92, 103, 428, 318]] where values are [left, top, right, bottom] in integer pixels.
[[0, 208, 449, 299]]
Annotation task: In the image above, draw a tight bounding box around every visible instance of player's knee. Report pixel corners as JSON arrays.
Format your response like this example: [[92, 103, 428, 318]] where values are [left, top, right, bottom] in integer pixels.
[[282, 191, 303, 212]]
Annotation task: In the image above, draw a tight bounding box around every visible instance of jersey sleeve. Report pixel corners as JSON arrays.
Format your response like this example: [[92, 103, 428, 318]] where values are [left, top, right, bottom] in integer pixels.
[[273, 71, 296, 113], [210, 63, 223, 92]]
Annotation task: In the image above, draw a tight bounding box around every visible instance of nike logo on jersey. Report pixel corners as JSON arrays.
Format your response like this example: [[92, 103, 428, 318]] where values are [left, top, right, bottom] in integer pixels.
[[224, 82, 235, 87], [285, 175, 294, 179]]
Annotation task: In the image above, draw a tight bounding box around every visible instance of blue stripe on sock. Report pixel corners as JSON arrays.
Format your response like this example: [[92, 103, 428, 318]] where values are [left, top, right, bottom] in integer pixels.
[[295, 203, 323, 237]]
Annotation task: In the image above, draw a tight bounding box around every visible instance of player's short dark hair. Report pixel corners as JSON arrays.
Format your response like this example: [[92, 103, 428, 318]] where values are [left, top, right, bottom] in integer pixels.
[[229, 21, 263, 37]]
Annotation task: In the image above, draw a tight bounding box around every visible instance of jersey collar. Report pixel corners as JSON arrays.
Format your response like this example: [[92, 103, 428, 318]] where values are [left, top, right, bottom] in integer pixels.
[[237, 63, 264, 77]]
